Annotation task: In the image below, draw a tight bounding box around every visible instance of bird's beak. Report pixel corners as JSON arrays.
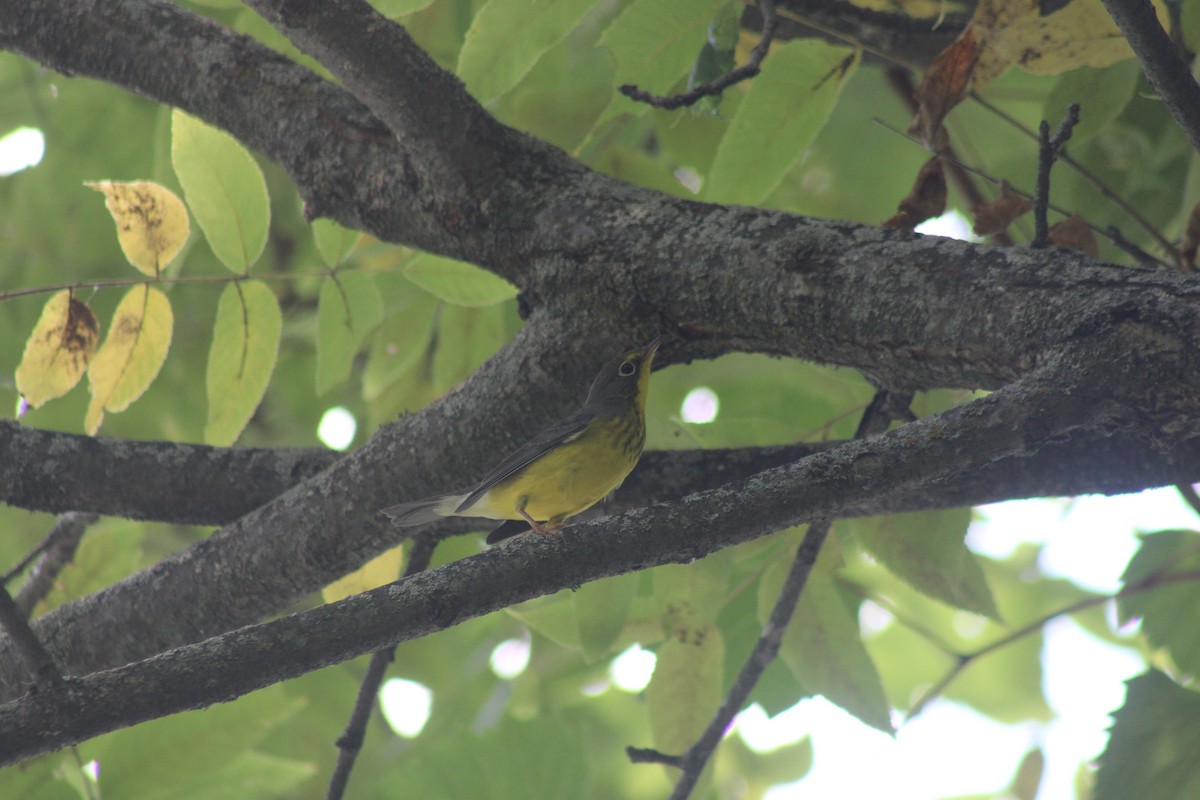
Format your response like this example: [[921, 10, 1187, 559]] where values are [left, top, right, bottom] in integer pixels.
[[644, 336, 663, 358]]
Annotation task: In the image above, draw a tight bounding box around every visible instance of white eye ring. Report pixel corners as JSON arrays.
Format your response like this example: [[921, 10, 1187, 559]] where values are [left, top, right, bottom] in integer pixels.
[[619, 360, 636, 377]]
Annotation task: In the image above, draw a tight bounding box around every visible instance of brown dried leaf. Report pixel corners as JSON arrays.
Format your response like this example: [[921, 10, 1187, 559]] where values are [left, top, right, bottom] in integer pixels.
[[1049, 214, 1098, 257], [972, 180, 1033, 236], [909, 31, 980, 148], [886, 158, 946, 230]]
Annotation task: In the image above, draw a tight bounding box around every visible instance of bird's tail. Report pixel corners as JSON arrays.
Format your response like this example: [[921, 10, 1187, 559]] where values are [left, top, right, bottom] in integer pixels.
[[485, 519, 532, 544], [380, 494, 465, 526]]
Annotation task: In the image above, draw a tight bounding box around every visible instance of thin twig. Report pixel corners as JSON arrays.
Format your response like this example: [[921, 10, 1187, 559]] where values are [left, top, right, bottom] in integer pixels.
[[905, 567, 1200, 720], [0, 265, 398, 304], [873, 116, 1170, 268], [619, 0, 777, 110], [10, 512, 97, 617], [69, 747, 100, 800], [970, 93, 1177, 261], [669, 520, 832, 799], [325, 533, 438, 800], [0, 586, 63, 691], [1033, 104, 1081, 248], [629, 391, 910, 798]]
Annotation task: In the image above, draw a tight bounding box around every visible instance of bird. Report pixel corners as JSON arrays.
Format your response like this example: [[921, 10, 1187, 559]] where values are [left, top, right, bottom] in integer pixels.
[[382, 336, 662, 544]]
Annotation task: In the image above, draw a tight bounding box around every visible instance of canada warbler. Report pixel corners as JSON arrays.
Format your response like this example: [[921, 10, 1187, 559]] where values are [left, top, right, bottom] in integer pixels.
[[382, 336, 661, 544]]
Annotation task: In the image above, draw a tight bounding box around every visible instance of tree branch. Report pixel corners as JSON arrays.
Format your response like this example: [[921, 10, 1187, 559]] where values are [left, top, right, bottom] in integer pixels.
[[10, 513, 97, 617], [4, 0, 1200, 728], [1100, 0, 1200, 157], [0, 368, 1106, 762], [0, 588, 62, 693], [620, 0, 778, 110], [0, 421, 334, 525], [1033, 104, 1081, 248], [5, 420, 1200, 528], [751, 0, 967, 69]]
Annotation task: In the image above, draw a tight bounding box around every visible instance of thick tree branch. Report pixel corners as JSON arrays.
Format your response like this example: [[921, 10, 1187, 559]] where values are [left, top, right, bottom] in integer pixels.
[[3, 0, 1200, 722], [6, 421, 1200, 528], [0, 588, 62, 693], [0, 421, 334, 526], [1101, 0, 1200, 157], [0, 368, 1115, 761]]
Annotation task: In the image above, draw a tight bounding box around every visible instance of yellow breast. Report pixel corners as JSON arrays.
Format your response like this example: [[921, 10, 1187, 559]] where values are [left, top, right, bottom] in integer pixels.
[[481, 413, 644, 525]]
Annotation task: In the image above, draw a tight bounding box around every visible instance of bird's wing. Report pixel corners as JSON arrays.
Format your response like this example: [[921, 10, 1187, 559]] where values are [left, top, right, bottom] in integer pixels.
[[456, 408, 594, 514]]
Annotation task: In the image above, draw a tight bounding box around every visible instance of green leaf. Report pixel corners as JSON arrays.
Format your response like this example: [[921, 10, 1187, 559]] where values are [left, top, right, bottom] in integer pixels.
[[171, 109, 270, 272], [646, 627, 724, 759], [573, 572, 640, 663], [590, 146, 693, 197], [1119, 529, 1200, 678], [362, 284, 439, 401], [1095, 670, 1200, 800], [316, 272, 384, 395], [705, 41, 859, 205], [591, 0, 727, 132], [311, 218, 359, 268], [430, 301, 521, 394], [380, 712, 592, 798], [846, 543, 1057, 722], [0, 755, 80, 800], [686, 3, 740, 115], [762, 532, 893, 733], [458, 0, 596, 105], [87, 684, 306, 800], [402, 252, 518, 307], [205, 280, 282, 446], [167, 751, 317, 800], [508, 591, 580, 649], [1043, 60, 1141, 144], [373, 0, 437, 16], [845, 509, 999, 619], [652, 550, 731, 635]]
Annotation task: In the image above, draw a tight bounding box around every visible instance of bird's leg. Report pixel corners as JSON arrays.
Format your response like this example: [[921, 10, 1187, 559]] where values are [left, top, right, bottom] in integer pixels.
[[518, 508, 553, 535], [514, 496, 565, 536]]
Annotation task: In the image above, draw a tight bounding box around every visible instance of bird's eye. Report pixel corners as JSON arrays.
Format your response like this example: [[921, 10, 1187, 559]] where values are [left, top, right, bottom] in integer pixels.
[[619, 360, 637, 377]]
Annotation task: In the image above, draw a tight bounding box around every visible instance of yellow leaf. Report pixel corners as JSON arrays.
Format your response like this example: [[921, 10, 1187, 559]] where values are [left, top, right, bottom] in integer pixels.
[[85, 285, 174, 434], [85, 180, 189, 276], [322, 545, 405, 603], [16, 290, 99, 409], [971, 0, 1166, 87]]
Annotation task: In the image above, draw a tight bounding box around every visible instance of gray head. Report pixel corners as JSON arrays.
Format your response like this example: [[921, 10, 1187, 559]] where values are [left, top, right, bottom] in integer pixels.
[[583, 336, 663, 413]]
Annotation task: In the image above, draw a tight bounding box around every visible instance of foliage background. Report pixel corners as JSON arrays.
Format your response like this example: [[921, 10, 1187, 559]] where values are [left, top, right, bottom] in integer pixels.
[[2, 0, 1200, 798]]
